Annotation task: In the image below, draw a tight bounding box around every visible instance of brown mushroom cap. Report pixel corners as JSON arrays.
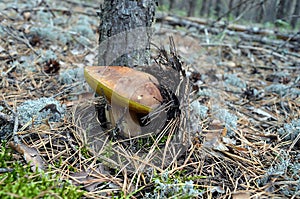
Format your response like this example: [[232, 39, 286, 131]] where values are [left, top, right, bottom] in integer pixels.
[[84, 66, 163, 114]]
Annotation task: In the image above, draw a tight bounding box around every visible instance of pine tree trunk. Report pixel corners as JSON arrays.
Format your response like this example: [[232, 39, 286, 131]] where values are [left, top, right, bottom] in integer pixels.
[[206, 0, 212, 17], [200, 0, 207, 16], [214, 0, 221, 18], [276, 0, 285, 20], [187, 0, 196, 17], [169, 0, 175, 11], [227, 0, 234, 20], [286, 0, 294, 20], [291, 0, 300, 28], [98, 0, 157, 67], [256, 0, 265, 23]]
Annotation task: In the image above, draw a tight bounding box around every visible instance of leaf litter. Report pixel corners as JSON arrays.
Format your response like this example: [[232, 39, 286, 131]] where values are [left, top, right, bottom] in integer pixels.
[[0, 0, 300, 198]]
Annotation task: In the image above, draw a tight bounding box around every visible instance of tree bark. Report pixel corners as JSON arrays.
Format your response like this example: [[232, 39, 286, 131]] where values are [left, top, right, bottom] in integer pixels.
[[227, 0, 234, 20], [286, 0, 294, 20], [169, 0, 175, 11], [291, 0, 300, 28], [206, 0, 212, 17], [235, 1, 242, 18], [256, 0, 265, 23], [276, 0, 285, 20], [200, 0, 207, 16], [157, 0, 164, 7], [187, 0, 196, 17], [214, 0, 221, 18], [98, 0, 157, 67]]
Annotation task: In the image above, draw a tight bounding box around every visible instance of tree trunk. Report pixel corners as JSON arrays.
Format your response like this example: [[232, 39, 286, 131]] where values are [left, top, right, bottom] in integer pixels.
[[187, 0, 196, 17], [286, 0, 294, 20], [235, 1, 242, 18], [206, 0, 212, 17], [169, 0, 175, 11], [291, 0, 300, 28], [98, 0, 157, 67], [276, 0, 285, 20], [157, 0, 164, 7], [200, 0, 207, 16], [214, 0, 221, 18], [227, 0, 234, 20], [256, 0, 265, 23]]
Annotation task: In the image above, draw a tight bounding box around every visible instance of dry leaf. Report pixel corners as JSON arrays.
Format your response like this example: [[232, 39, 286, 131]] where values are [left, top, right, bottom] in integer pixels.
[[203, 120, 229, 151], [232, 191, 251, 199], [70, 166, 109, 192], [9, 142, 45, 172]]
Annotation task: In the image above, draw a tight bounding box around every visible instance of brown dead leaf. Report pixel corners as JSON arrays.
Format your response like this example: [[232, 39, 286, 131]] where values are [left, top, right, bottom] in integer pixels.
[[70, 165, 110, 192], [232, 191, 251, 199], [203, 119, 229, 151], [9, 142, 45, 172], [203, 130, 229, 151]]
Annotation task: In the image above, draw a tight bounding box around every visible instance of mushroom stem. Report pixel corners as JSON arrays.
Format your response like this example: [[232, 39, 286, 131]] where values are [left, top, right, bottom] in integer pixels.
[[111, 104, 142, 138]]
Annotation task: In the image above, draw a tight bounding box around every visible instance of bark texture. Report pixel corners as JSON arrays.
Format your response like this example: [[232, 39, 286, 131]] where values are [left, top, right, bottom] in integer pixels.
[[98, 0, 157, 67], [291, 0, 300, 28]]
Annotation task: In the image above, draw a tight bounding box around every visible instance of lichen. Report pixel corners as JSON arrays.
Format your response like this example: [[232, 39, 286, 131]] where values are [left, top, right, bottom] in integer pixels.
[[265, 84, 289, 96], [278, 118, 300, 141], [17, 97, 65, 125], [214, 107, 238, 135], [224, 73, 247, 89]]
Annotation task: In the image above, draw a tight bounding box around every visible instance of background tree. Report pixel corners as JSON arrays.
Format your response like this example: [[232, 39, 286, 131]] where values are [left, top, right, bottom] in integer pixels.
[[214, 0, 222, 18], [200, 0, 207, 17], [169, 0, 175, 11], [187, 0, 196, 17], [181, 0, 299, 28], [291, 0, 300, 28], [98, 0, 157, 67], [276, 0, 285, 21]]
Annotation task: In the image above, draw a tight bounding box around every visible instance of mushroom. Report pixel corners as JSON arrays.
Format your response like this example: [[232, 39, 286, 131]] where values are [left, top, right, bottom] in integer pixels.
[[84, 66, 163, 138]]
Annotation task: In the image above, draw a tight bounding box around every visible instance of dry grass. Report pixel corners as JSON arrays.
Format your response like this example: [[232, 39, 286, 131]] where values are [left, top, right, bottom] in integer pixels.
[[0, 0, 300, 198]]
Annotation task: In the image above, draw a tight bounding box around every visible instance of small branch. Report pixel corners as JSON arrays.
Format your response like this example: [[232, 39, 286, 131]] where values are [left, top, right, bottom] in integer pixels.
[[63, 0, 100, 9], [0, 168, 14, 173], [51, 81, 83, 98], [2, 26, 39, 56], [156, 14, 300, 52], [0, 100, 20, 144], [287, 130, 300, 153], [215, 0, 250, 22], [0, 112, 14, 124], [20, 7, 97, 17]]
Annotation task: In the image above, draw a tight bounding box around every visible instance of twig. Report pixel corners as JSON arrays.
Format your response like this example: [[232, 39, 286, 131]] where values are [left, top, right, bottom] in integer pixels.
[[51, 81, 83, 98], [214, 0, 251, 22], [156, 14, 299, 52], [0, 168, 14, 173], [0, 100, 20, 144], [287, 128, 300, 153], [66, 131, 86, 161], [0, 112, 14, 124], [275, 31, 300, 51], [20, 7, 97, 17], [63, 0, 100, 9], [2, 26, 38, 56], [199, 43, 288, 60]]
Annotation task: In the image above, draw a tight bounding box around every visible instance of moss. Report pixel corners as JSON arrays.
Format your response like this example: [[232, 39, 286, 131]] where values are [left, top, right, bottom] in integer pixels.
[[0, 142, 84, 198]]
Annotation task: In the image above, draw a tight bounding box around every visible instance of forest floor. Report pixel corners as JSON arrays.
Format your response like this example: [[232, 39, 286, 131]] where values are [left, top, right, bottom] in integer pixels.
[[1, 0, 300, 198]]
